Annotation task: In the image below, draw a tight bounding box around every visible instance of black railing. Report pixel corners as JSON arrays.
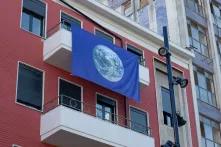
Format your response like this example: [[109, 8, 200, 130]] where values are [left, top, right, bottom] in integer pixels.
[[43, 95, 152, 136]]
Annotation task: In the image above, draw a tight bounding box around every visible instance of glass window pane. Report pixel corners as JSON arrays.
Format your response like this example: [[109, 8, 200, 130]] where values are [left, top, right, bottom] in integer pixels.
[[199, 88, 208, 103], [22, 11, 30, 31], [17, 63, 43, 110], [61, 12, 81, 31], [204, 124, 214, 140], [96, 104, 103, 119], [201, 137, 206, 147], [32, 16, 42, 36], [155, 0, 168, 35], [95, 29, 114, 43], [161, 87, 172, 114], [191, 26, 199, 40], [104, 107, 111, 121], [59, 79, 82, 110], [130, 107, 148, 134], [198, 73, 207, 89]]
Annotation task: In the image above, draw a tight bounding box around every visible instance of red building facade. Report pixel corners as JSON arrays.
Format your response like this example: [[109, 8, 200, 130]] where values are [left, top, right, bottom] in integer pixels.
[[0, 0, 198, 147]]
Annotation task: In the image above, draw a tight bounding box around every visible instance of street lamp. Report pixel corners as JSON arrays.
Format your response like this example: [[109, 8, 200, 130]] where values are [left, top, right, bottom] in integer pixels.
[[158, 26, 188, 147], [173, 77, 188, 88]]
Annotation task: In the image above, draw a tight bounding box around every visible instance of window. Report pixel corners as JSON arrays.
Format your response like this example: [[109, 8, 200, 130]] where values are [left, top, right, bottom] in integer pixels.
[[16, 63, 43, 110], [155, 0, 168, 35], [194, 66, 217, 107], [59, 79, 82, 111], [161, 87, 173, 127], [200, 115, 221, 147], [211, 2, 221, 28], [216, 38, 221, 64], [187, 20, 209, 57], [130, 107, 148, 135], [61, 12, 81, 31], [127, 44, 145, 66], [95, 29, 114, 43], [185, 0, 205, 16], [96, 94, 116, 123], [21, 0, 46, 36]]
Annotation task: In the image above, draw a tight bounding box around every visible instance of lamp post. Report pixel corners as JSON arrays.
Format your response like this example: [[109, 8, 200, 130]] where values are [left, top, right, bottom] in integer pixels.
[[158, 27, 188, 147]]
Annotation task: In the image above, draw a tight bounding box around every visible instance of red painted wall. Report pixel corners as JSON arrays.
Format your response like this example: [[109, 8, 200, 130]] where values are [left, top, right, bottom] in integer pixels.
[[0, 0, 198, 147]]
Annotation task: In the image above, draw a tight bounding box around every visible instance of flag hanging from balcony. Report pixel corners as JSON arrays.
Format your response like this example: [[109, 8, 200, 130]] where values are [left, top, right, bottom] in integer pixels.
[[71, 24, 140, 102]]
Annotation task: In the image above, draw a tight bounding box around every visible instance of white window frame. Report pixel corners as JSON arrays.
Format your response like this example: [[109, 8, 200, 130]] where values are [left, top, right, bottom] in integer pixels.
[[15, 61, 45, 112]]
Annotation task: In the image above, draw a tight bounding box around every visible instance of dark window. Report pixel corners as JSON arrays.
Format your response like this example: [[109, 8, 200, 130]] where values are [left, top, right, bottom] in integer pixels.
[[96, 94, 116, 123], [61, 12, 81, 31], [17, 63, 43, 110], [127, 44, 145, 66], [95, 29, 114, 43], [21, 0, 45, 36], [130, 107, 148, 135], [59, 79, 82, 111], [161, 87, 173, 126]]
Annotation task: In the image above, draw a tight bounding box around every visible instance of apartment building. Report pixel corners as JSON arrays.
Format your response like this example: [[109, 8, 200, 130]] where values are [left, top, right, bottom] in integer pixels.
[[184, 0, 221, 146], [0, 0, 199, 147]]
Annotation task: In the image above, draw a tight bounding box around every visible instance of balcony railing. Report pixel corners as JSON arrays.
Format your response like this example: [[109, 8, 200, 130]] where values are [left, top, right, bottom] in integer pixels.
[[185, 0, 205, 18], [43, 95, 152, 136], [202, 137, 221, 147]]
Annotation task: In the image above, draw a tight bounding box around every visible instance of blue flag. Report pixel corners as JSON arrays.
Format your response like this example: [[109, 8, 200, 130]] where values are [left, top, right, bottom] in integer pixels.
[[71, 24, 140, 101]]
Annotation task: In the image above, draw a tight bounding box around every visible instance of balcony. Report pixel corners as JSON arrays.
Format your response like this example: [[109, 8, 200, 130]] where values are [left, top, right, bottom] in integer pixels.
[[41, 95, 154, 147], [44, 23, 150, 86]]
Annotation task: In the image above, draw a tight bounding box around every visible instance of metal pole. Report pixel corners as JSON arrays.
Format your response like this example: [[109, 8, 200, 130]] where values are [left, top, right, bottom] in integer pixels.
[[163, 26, 180, 147]]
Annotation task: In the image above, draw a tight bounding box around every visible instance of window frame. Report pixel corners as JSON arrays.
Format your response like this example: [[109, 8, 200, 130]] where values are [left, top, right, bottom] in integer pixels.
[[160, 86, 173, 127], [60, 10, 83, 30], [126, 43, 145, 66], [95, 93, 118, 123], [15, 61, 45, 112], [20, 0, 47, 38], [200, 115, 221, 145], [129, 105, 149, 135], [187, 20, 209, 57], [193, 66, 217, 107], [94, 27, 115, 44], [58, 77, 83, 111]]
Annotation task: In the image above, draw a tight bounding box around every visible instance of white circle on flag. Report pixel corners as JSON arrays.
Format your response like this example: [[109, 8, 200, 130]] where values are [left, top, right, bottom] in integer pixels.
[[93, 45, 124, 82]]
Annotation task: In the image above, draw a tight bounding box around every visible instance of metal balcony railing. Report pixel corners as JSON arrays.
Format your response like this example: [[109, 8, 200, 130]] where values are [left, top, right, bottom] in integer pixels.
[[202, 137, 221, 147], [43, 95, 152, 136]]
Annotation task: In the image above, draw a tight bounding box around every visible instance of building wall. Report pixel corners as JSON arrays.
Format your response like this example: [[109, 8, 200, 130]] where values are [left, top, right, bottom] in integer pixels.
[[0, 0, 198, 147]]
